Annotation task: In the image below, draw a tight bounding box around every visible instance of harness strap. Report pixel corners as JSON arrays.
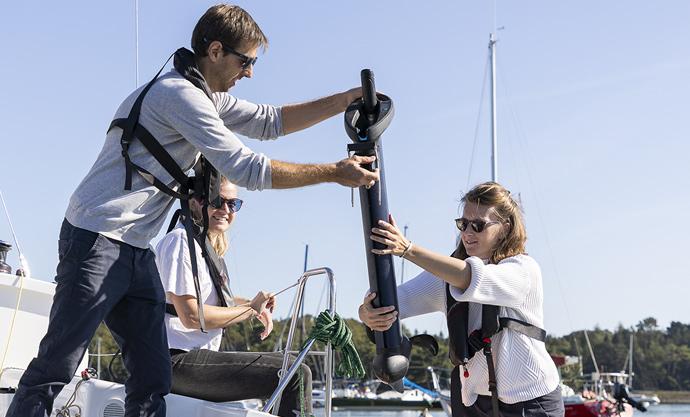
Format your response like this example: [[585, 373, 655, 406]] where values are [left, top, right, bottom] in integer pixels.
[[450, 366, 464, 417], [111, 52, 174, 190], [500, 317, 546, 341], [482, 337, 500, 417], [109, 119, 193, 198], [200, 236, 233, 307], [481, 304, 501, 417], [179, 199, 207, 333]]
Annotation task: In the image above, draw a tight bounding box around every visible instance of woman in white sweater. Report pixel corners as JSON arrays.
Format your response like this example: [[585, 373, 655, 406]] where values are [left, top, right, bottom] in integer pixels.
[[359, 181, 563, 417]]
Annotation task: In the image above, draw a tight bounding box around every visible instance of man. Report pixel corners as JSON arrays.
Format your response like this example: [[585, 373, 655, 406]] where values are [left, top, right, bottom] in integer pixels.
[[6, 4, 377, 417]]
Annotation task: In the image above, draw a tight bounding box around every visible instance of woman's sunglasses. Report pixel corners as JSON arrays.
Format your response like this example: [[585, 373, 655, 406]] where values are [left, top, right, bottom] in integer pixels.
[[210, 197, 243, 213], [455, 218, 500, 233]]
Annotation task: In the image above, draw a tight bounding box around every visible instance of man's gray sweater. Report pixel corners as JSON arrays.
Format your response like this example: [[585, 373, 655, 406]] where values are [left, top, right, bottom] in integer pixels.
[[66, 70, 280, 248]]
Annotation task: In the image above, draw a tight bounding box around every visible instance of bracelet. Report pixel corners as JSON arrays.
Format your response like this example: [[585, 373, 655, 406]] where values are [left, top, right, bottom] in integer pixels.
[[400, 241, 413, 259]]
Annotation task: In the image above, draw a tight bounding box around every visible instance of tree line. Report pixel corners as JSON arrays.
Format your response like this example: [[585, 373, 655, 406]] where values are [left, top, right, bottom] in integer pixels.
[[88, 316, 690, 391]]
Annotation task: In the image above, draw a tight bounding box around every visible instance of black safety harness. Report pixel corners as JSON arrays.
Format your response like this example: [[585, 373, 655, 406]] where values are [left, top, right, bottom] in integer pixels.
[[108, 47, 231, 332], [445, 283, 546, 417]]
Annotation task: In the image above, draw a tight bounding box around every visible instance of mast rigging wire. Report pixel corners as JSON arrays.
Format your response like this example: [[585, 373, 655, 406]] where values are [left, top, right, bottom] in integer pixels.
[[465, 52, 491, 191]]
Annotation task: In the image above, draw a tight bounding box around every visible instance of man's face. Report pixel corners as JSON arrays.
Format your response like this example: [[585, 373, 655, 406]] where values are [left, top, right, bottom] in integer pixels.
[[202, 41, 258, 93], [218, 44, 258, 92]]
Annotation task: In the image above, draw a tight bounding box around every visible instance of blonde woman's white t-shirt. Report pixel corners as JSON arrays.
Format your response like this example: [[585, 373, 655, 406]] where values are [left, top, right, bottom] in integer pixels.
[[155, 224, 222, 351]]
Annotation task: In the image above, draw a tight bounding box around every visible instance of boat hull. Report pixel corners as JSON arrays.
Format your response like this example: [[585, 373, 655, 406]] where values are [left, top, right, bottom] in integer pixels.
[[565, 400, 634, 417]]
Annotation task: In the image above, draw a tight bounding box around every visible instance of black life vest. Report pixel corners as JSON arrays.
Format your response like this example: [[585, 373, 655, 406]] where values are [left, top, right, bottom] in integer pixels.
[[445, 281, 546, 417], [108, 47, 225, 332]]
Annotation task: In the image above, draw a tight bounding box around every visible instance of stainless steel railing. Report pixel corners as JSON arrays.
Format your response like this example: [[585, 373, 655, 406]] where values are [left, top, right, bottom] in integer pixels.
[[262, 267, 336, 417]]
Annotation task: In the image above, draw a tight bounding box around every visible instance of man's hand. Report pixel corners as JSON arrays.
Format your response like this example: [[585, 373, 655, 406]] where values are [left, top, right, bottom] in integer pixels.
[[334, 155, 379, 188], [342, 87, 363, 107]]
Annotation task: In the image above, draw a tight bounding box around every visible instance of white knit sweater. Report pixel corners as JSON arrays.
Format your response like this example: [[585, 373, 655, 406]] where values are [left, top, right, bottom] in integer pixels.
[[396, 254, 559, 406]]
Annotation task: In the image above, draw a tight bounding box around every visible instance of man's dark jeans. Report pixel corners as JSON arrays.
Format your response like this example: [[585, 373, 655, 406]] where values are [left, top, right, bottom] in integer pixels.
[[6, 219, 171, 417], [170, 349, 312, 417]]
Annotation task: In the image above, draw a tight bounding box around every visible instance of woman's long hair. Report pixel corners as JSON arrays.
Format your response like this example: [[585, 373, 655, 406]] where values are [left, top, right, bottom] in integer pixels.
[[452, 182, 527, 264]]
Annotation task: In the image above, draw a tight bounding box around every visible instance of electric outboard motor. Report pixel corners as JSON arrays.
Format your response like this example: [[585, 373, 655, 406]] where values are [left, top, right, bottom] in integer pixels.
[[345, 69, 409, 390], [0, 240, 12, 274], [613, 382, 648, 412]]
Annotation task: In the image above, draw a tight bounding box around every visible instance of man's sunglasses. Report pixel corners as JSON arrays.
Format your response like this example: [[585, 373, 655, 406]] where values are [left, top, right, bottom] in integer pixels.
[[221, 44, 258, 70], [455, 218, 500, 233], [201, 37, 258, 70], [210, 197, 243, 213]]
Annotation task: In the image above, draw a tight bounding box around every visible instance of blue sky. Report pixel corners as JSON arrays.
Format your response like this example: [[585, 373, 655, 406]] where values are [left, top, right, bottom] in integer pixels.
[[1, 1, 689, 337]]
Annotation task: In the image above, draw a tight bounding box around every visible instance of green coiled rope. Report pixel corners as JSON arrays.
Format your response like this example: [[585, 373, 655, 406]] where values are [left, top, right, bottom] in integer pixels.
[[305, 311, 365, 379], [296, 311, 366, 417]]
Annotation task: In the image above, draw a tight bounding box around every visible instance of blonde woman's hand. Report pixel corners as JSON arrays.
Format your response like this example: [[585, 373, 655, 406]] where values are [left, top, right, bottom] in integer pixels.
[[358, 292, 398, 331], [249, 291, 275, 315], [257, 309, 274, 340]]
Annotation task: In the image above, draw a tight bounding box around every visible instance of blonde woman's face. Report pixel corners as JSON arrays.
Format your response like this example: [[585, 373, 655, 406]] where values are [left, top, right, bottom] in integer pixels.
[[207, 183, 238, 233], [459, 203, 506, 260]]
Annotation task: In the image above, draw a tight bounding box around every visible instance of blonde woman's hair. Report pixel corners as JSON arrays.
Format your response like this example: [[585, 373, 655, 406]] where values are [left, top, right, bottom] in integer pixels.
[[452, 181, 527, 264]]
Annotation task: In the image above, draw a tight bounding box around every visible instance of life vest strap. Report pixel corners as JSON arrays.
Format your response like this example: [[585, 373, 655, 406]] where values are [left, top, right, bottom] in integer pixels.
[[499, 317, 546, 341]]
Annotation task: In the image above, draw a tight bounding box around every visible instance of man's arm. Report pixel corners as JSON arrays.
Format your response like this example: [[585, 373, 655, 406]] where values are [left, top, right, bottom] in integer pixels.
[[270, 155, 378, 189], [281, 88, 362, 135]]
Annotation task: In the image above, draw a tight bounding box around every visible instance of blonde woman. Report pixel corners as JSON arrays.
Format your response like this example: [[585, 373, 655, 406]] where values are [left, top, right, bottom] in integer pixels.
[[359, 182, 563, 417], [156, 177, 311, 417]]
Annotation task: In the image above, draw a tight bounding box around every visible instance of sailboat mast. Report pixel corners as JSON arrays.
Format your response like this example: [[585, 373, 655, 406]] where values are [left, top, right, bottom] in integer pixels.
[[489, 32, 498, 182], [629, 332, 634, 388], [134, 0, 139, 87]]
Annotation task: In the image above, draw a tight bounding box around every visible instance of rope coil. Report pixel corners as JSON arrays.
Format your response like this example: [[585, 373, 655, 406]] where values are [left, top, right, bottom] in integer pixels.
[[306, 311, 365, 379]]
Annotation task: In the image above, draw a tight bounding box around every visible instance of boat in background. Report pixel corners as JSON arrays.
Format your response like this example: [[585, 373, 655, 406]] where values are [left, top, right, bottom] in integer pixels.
[[426, 356, 648, 417], [327, 378, 441, 410], [552, 355, 648, 417]]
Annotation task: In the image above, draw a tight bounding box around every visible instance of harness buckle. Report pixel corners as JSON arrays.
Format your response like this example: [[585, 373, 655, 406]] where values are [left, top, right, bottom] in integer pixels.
[[120, 136, 130, 156], [482, 337, 493, 355]]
